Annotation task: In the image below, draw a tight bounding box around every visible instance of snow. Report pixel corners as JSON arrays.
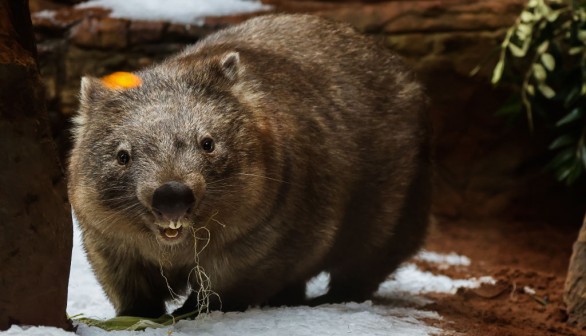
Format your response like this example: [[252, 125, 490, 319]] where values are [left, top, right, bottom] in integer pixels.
[[75, 0, 271, 25], [416, 251, 471, 267], [2, 220, 494, 336], [378, 264, 495, 297], [523, 286, 536, 295], [32, 10, 57, 20], [2, 326, 74, 336], [67, 226, 115, 318]]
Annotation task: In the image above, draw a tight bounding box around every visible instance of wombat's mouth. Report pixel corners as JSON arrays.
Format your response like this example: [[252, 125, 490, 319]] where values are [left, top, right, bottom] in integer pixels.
[[156, 221, 187, 242], [159, 226, 183, 240]]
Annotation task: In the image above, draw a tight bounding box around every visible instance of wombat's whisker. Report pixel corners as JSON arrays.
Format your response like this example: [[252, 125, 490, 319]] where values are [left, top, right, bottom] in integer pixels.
[[204, 186, 234, 192], [85, 203, 145, 237], [205, 176, 240, 186], [105, 202, 144, 216], [203, 196, 241, 208], [98, 185, 133, 191], [235, 173, 297, 186]]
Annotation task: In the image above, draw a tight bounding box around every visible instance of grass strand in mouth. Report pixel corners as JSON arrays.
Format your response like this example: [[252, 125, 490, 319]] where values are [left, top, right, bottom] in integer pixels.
[[187, 220, 222, 315], [157, 213, 221, 317]]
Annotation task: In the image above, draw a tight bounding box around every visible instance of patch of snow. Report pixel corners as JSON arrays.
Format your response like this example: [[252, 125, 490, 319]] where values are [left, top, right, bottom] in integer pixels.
[[3, 325, 76, 336], [523, 286, 536, 295], [378, 264, 495, 296], [67, 220, 115, 318], [76, 0, 271, 25], [305, 272, 329, 298], [416, 250, 471, 267], [32, 9, 57, 21]]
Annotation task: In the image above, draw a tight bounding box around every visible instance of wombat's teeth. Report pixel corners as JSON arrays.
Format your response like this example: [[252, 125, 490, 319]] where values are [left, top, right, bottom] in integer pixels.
[[169, 221, 182, 230], [163, 228, 179, 238]]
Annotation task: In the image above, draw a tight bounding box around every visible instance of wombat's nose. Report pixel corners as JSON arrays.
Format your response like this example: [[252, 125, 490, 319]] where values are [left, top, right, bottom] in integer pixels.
[[151, 181, 195, 221]]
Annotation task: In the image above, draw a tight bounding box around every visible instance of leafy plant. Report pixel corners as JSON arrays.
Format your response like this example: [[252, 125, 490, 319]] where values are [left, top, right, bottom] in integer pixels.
[[491, 0, 586, 184]]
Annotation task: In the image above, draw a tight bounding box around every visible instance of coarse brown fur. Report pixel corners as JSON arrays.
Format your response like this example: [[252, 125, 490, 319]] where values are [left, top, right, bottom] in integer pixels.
[[68, 14, 431, 318]]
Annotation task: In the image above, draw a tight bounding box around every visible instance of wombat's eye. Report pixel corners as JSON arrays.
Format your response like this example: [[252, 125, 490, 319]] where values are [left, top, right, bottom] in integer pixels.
[[201, 138, 214, 153], [117, 150, 131, 165]]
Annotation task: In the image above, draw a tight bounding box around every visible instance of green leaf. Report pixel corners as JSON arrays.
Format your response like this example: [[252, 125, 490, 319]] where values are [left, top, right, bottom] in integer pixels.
[[569, 46, 584, 55], [567, 166, 583, 184], [541, 53, 555, 71], [492, 59, 505, 84], [521, 11, 534, 22], [550, 148, 574, 170], [547, 10, 561, 22], [556, 168, 572, 182], [549, 135, 575, 149], [495, 98, 522, 116], [579, 30, 586, 42], [533, 63, 547, 81], [509, 42, 527, 57], [565, 87, 581, 107], [526, 84, 535, 96], [580, 146, 586, 169], [557, 164, 582, 184], [537, 41, 549, 53], [538, 83, 556, 98], [535, 0, 551, 16], [516, 23, 533, 40], [556, 107, 583, 126]]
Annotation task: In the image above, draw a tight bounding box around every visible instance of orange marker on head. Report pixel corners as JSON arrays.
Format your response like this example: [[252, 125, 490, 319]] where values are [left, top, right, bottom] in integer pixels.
[[101, 72, 142, 89]]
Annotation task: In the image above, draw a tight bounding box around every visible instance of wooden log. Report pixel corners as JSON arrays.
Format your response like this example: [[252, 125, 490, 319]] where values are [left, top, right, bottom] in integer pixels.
[[0, 0, 72, 331], [564, 213, 586, 329]]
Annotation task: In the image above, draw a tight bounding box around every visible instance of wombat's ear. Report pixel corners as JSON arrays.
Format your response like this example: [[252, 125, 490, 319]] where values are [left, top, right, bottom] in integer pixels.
[[72, 76, 106, 139], [79, 76, 109, 107], [220, 52, 240, 81], [74, 76, 110, 133]]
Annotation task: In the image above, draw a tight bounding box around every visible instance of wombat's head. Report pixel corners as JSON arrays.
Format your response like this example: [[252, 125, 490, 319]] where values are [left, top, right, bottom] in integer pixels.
[[69, 51, 272, 246]]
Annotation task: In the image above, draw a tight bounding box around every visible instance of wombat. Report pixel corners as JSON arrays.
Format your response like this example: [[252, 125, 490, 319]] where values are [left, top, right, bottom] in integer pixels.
[[68, 14, 431, 318]]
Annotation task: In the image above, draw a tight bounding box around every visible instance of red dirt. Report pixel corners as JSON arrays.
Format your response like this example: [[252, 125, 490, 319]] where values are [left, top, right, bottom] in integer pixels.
[[420, 218, 585, 336]]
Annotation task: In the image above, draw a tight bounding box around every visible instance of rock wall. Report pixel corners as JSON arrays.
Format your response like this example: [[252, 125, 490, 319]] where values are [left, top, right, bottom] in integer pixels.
[[30, 0, 586, 223]]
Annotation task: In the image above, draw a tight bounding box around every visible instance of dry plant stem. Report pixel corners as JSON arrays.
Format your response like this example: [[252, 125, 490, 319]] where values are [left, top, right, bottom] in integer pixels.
[[188, 225, 221, 315], [157, 213, 221, 320]]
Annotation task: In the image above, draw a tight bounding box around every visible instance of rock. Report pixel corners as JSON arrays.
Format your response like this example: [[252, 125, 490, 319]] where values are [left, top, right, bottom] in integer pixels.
[[565, 216, 586, 329], [70, 16, 128, 49], [129, 20, 165, 45]]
